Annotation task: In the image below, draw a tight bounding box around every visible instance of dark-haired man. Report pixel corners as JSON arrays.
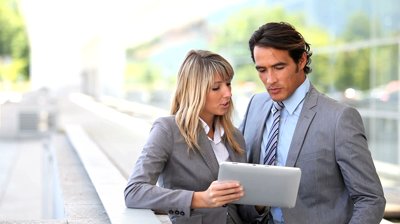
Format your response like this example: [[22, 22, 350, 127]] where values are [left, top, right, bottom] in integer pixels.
[[240, 22, 386, 224]]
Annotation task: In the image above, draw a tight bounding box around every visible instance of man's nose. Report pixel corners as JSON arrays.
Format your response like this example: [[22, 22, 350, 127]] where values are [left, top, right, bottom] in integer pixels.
[[266, 71, 277, 84]]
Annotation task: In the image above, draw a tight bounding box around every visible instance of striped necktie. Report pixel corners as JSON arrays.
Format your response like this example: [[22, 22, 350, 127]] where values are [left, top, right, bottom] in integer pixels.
[[264, 101, 284, 165]]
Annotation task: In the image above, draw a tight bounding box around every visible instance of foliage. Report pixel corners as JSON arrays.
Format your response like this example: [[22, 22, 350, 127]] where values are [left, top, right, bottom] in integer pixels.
[[342, 12, 372, 41], [0, 0, 30, 84], [125, 3, 399, 103], [311, 12, 398, 93], [125, 61, 160, 90]]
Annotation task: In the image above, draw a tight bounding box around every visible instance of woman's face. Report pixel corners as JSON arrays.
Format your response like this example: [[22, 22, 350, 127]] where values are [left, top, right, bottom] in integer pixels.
[[200, 74, 232, 126]]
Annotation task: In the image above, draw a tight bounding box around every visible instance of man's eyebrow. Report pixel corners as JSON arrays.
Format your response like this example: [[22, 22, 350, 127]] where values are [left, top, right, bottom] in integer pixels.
[[255, 62, 287, 69], [273, 62, 287, 67], [255, 65, 265, 70]]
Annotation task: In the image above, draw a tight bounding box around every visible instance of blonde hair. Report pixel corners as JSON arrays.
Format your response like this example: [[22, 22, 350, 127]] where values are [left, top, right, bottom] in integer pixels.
[[170, 50, 243, 154]]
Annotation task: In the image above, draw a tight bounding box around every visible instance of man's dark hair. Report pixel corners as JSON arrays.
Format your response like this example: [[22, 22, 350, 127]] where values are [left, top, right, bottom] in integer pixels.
[[249, 22, 313, 74]]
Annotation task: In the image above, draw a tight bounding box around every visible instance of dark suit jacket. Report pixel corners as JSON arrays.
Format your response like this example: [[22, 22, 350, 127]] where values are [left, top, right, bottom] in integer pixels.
[[125, 115, 251, 224], [239, 85, 386, 224]]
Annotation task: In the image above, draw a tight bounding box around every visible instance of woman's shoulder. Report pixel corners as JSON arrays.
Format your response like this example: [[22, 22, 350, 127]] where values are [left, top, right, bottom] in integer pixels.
[[152, 115, 179, 132], [154, 115, 175, 123]]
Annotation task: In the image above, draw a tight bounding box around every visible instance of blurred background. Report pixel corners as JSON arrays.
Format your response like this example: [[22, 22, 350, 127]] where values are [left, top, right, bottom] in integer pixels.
[[0, 0, 399, 223]]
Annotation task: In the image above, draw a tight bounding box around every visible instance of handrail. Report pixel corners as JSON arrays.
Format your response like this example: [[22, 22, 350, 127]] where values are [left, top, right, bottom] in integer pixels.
[[65, 124, 161, 224]]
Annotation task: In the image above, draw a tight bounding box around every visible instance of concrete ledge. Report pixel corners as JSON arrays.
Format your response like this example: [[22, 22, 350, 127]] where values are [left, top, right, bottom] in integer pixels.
[[375, 160, 400, 180], [375, 161, 400, 220], [65, 124, 161, 224], [381, 219, 397, 224]]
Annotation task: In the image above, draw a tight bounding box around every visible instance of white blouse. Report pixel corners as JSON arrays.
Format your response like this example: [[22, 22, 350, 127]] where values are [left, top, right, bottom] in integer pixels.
[[199, 118, 230, 164]]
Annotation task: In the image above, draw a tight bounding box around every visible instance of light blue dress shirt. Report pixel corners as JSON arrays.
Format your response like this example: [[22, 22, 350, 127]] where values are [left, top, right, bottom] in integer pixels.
[[260, 78, 310, 223]]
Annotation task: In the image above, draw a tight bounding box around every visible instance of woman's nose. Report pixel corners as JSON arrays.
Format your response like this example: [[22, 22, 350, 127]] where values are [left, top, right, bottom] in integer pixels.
[[223, 85, 232, 97]]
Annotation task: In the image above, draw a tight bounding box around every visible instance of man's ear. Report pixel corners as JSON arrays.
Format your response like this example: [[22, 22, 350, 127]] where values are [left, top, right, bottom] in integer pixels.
[[299, 52, 307, 69]]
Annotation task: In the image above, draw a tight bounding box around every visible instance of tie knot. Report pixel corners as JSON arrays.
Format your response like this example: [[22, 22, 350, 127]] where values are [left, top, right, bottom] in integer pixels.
[[273, 101, 284, 111]]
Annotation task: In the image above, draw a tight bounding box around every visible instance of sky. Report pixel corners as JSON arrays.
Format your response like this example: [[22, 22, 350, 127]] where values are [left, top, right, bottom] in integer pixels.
[[20, 0, 247, 48]]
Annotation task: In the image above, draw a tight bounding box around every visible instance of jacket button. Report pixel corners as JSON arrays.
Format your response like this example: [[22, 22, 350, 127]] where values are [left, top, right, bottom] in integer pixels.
[[175, 210, 179, 215], [168, 210, 174, 214], [180, 211, 185, 216]]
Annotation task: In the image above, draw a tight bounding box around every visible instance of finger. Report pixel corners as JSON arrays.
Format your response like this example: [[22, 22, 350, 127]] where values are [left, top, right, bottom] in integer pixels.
[[208, 186, 241, 200], [216, 191, 244, 205], [210, 187, 244, 205], [212, 181, 241, 191]]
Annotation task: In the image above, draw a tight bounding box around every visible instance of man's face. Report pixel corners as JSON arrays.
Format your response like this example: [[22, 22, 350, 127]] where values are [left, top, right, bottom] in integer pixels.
[[254, 46, 306, 102]]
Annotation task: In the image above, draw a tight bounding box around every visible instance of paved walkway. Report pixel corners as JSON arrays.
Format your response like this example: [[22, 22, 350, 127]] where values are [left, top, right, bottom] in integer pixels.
[[0, 139, 45, 220]]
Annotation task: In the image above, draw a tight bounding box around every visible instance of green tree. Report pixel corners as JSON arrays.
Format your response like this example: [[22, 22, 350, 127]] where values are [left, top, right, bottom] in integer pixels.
[[339, 13, 371, 91], [0, 0, 29, 86], [312, 12, 373, 93], [124, 61, 162, 92]]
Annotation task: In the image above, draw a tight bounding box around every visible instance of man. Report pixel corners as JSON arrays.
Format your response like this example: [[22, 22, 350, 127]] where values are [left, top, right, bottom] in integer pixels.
[[239, 22, 386, 224]]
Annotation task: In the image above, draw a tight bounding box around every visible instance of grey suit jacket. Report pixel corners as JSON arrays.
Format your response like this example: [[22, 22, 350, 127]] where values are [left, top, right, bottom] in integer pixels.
[[239, 85, 386, 224], [124, 115, 248, 224]]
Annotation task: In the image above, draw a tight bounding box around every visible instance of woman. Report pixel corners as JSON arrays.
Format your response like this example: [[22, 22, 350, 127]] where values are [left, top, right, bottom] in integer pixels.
[[124, 50, 247, 224]]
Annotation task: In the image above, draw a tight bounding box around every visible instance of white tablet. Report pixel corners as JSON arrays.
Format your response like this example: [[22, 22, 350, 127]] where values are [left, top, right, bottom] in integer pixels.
[[218, 162, 301, 208]]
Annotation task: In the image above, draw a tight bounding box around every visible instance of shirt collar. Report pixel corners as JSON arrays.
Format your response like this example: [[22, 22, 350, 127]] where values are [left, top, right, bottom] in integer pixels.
[[282, 77, 310, 115], [199, 118, 224, 143]]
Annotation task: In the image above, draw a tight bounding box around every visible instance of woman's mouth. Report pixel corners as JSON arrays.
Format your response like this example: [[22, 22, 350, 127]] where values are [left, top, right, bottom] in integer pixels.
[[221, 101, 230, 108]]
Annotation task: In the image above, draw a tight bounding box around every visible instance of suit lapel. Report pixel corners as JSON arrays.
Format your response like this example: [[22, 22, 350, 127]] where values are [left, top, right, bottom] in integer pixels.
[[226, 142, 238, 162], [197, 131, 219, 179], [251, 99, 272, 163], [225, 138, 246, 163], [286, 85, 318, 167]]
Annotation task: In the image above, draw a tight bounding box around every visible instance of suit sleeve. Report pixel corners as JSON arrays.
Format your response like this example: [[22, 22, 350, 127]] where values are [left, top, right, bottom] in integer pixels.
[[124, 118, 193, 217], [335, 107, 386, 224]]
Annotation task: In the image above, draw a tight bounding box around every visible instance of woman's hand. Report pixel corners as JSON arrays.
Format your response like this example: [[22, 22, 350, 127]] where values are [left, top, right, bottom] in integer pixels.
[[191, 180, 244, 208]]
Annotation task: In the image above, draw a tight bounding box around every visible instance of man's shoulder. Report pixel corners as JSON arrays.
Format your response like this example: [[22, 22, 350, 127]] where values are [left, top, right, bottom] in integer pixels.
[[250, 92, 271, 103], [310, 88, 356, 113]]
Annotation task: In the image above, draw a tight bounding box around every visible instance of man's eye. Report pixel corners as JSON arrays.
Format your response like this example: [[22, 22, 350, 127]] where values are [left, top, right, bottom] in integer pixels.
[[274, 65, 284, 70]]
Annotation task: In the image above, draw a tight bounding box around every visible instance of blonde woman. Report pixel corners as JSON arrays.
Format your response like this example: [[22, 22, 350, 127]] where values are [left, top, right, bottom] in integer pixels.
[[124, 50, 248, 224]]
